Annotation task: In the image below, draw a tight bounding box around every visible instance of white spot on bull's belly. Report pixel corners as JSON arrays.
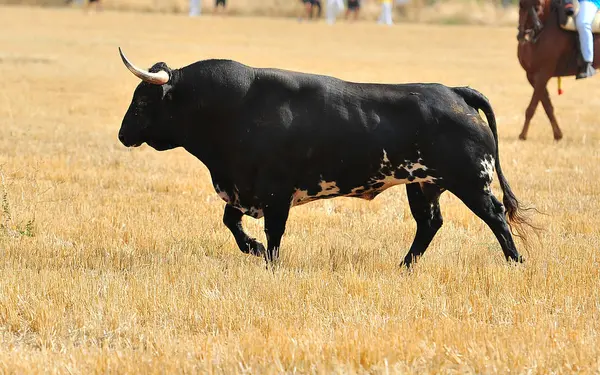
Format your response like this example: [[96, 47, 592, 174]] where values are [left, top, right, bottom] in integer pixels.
[[291, 180, 341, 207], [291, 189, 310, 207], [355, 159, 437, 198], [371, 174, 403, 189], [318, 180, 340, 194], [290, 157, 438, 207], [404, 162, 429, 173], [351, 172, 436, 197]]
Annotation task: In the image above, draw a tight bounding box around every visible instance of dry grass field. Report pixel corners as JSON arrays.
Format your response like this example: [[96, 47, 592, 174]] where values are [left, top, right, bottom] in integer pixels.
[[1, 5, 599, 374]]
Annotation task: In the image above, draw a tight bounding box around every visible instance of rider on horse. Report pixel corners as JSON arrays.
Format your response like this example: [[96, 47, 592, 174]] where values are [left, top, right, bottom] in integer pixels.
[[576, 0, 600, 78]]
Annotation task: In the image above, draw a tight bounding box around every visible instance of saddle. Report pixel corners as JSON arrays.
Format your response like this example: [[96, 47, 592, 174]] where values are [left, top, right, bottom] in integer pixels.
[[559, 0, 600, 33]]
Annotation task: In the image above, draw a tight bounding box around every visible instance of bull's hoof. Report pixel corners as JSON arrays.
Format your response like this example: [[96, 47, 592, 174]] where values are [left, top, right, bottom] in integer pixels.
[[263, 248, 280, 266], [400, 254, 419, 269], [518, 133, 527, 141], [244, 238, 265, 257], [507, 254, 525, 264], [553, 132, 563, 141]]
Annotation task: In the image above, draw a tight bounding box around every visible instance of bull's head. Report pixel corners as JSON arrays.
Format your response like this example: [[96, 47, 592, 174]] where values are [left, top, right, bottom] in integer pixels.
[[118, 48, 180, 151]]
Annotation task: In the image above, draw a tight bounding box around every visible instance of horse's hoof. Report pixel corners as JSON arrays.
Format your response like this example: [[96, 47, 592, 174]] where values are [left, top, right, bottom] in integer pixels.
[[518, 134, 527, 141], [554, 133, 563, 141]]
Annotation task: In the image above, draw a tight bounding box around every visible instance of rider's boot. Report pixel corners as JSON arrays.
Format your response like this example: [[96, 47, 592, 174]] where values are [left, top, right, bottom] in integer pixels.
[[576, 61, 596, 79]]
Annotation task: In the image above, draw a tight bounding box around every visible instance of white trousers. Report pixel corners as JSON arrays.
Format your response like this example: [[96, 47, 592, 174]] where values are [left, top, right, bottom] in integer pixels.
[[189, 0, 201, 16], [378, 3, 393, 25], [576, 0, 598, 62], [327, 0, 344, 24]]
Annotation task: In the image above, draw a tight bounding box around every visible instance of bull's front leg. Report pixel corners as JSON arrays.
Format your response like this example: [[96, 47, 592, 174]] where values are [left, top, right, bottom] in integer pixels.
[[223, 204, 265, 256], [262, 202, 291, 264]]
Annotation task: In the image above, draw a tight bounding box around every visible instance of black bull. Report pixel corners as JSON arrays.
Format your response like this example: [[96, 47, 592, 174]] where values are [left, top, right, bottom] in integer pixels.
[[117, 49, 530, 267]]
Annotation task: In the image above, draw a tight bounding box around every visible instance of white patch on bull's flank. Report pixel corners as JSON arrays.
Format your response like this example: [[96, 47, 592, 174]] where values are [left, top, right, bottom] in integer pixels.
[[480, 155, 495, 181], [480, 155, 495, 192]]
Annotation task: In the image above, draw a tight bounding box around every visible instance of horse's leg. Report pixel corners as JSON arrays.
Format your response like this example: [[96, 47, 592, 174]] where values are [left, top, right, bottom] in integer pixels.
[[520, 71, 557, 140], [519, 72, 541, 140], [540, 87, 564, 141]]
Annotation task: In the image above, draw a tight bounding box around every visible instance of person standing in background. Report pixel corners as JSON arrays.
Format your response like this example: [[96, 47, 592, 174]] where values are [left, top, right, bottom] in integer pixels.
[[214, 0, 227, 14], [395, 0, 409, 18], [86, 0, 102, 12], [326, 0, 344, 24], [378, 0, 393, 25], [299, 0, 313, 21], [312, 0, 323, 18], [189, 0, 201, 16], [345, 0, 360, 21]]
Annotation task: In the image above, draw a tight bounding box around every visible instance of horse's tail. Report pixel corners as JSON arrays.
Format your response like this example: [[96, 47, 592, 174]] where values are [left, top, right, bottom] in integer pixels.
[[451, 86, 535, 245]]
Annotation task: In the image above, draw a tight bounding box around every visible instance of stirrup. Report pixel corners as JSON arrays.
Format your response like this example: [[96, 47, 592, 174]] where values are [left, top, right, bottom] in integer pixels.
[[576, 62, 596, 79]]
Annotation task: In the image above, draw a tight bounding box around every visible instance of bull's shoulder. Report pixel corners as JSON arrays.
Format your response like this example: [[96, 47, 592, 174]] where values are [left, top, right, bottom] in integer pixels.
[[251, 68, 343, 93], [180, 59, 255, 86], [183, 58, 252, 71]]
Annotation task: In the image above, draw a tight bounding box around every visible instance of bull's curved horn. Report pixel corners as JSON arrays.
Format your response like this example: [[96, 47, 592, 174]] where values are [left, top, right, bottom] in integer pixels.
[[119, 47, 169, 85]]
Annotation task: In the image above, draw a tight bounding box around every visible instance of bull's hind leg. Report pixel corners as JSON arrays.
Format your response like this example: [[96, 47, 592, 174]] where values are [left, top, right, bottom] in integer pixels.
[[401, 183, 444, 268], [223, 204, 265, 256], [452, 189, 523, 263]]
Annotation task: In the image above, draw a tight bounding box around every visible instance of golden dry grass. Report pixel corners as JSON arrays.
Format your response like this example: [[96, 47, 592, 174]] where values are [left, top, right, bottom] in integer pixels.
[[1, 5, 599, 374]]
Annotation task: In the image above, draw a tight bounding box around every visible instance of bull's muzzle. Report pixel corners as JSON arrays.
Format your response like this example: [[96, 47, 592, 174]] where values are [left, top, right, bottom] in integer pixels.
[[118, 131, 143, 148]]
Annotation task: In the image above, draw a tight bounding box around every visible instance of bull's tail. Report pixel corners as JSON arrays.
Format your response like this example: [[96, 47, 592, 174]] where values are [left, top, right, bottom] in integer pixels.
[[451, 86, 535, 244]]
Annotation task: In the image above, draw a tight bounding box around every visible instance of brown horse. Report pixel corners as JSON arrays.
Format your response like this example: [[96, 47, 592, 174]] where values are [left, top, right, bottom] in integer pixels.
[[517, 0, 600, 140]]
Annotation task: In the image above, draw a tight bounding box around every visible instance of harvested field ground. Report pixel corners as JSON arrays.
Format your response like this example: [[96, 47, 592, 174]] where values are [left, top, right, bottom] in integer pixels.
[[0, 5, 599, 374]]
